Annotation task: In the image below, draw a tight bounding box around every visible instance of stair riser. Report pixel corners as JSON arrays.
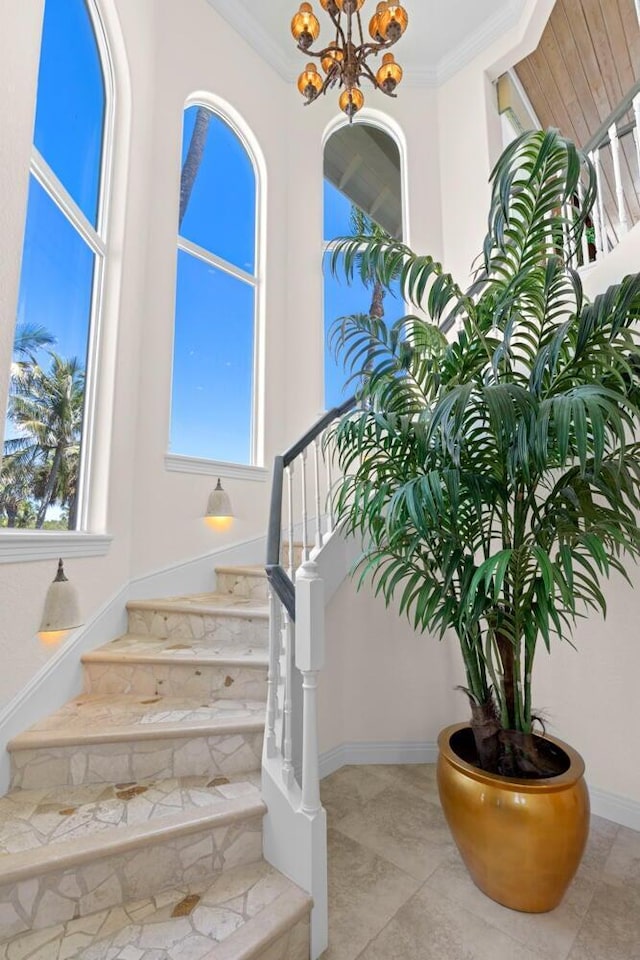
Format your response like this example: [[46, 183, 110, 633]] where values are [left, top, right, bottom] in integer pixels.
[[0, 816, 263, 940], [10, 731, 264, 790], [127, 608, 268, 649], [254, 916, 311, 960], [84, 661, 268, 701], [216, 571, 269, 601]]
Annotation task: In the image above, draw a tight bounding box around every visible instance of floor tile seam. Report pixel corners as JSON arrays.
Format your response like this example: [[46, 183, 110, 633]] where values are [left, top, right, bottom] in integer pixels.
[[413, 880, 565, 960], [348, 890, 414, 960], [328, 819, 427, 888]]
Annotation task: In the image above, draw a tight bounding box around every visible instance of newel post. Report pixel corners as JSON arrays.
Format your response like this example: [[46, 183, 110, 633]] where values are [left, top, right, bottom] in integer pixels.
[[295, 560, 324, 816]]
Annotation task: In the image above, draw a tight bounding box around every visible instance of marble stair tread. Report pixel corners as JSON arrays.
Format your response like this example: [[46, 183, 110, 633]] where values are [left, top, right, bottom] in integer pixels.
[[126, 593, 269, 619], [0, 788, 266, 887], [83, 634, 269, 667], [214, 565, 266, 578], [8, 695, 266, 750], [0, 859, 312, 960], [0, 772, 261, 857]]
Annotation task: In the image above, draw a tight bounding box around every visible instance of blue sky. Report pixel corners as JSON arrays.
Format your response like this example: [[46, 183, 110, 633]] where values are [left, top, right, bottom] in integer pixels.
[[6, 0, 402, 476]]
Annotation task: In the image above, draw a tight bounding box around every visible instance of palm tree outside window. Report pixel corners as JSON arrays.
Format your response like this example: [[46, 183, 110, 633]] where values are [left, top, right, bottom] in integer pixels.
[[170, 104, 258, 466], [0, 0, 110, 530]]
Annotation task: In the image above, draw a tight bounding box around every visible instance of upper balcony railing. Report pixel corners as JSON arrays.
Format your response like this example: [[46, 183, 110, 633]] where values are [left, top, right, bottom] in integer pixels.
[[575, 80, 640, 265]]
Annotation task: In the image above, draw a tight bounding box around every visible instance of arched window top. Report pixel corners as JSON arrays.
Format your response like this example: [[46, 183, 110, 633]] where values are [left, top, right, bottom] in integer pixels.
[[322, 119, 405, 409], [34, 0, 106, 226], [179, 105, 256, 274], [170, 101, 261, 467]]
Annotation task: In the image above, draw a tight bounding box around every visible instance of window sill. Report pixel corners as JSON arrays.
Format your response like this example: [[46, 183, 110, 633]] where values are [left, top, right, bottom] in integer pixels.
[[164, 454, 269, 483], [0, 531, 113, 564]]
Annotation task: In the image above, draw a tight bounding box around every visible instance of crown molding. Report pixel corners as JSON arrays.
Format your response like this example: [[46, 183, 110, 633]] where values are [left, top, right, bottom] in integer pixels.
[[206, 0, 298, 82], [435, 0, 526, 86], [207, 0, 526, 89]]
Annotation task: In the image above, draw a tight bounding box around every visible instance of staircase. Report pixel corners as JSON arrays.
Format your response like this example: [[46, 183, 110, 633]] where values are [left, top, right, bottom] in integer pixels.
[[0, 563, 312, 959]]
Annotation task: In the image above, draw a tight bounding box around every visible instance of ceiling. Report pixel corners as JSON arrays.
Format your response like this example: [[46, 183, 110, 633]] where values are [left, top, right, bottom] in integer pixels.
[[324, 125, 402, 237], [207, 0, 527, 86]]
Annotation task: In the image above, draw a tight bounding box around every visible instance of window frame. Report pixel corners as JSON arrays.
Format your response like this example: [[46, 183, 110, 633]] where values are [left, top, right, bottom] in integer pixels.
[[0, 0, 115, 559], [321, 112, 409, 413], [166, 98, 265, 477]]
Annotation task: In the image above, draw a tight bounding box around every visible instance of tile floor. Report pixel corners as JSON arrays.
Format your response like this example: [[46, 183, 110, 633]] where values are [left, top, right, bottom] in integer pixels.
[[320, 764, 640, 960]]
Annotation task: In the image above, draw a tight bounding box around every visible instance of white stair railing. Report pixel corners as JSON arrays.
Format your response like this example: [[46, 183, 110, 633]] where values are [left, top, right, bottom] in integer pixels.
[[580, 80, 640, 264], [262, 396, 355, 960]]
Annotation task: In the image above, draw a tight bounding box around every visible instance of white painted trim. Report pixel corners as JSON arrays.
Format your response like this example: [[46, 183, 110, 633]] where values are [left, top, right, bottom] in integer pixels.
[[589, 786, 640, 833], [0, 582, 128, 792], [207, 0, 526, 90], [0, 533, 267, 792], [164, 454, 269, 481], [0, 531, 112, 564], [205, 0, 297, 83], [319, 741, 640, 831], [177, 236, 256, 288], [320, 740, 439, 779], [30, 149, 105, 255], [434, 0, 525, 86]]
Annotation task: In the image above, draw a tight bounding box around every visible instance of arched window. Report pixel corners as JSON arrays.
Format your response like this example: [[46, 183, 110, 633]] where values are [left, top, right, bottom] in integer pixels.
[[323, 122, 404, 409], [170, 104, 258, 466], [1, 0, 109, 531]]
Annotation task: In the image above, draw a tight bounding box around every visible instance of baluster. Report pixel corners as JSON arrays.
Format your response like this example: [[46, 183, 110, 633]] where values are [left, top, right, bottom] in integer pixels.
[[286, 462, 295, 580], [609, 122, 629, 236], [296, 561, 324, 816], [281, 608, 295, 787], [313, 437, 323, 551], [578, 181, 590, 266], [561, 202, 574, 267], [633, 93, 640, 188], [591, 149, 607, 256], [325, 430, 335, 536], [301, 448, 309, 562], [266, 588, 281, 757]]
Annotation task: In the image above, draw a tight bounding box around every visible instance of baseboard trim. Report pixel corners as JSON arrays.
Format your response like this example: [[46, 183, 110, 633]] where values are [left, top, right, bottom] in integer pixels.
[[320, 741, 439, 779], [320, 742, 640, 831], [0, 534, 268, 793], [589, 786, 640, 832]]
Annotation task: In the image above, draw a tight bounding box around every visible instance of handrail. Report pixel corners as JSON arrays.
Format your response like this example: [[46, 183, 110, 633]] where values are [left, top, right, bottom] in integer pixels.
[[583, 79, 640, 154], [265, 394, 356, 621]]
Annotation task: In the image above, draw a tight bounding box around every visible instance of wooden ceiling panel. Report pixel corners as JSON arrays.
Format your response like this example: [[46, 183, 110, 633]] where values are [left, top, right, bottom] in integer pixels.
[[514, 0, 640, 247], [515, 0, 640, 146]]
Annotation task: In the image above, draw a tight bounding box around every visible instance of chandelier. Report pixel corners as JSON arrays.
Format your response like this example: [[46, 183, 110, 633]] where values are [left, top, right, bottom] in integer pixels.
[[290, 1, 408, 119]]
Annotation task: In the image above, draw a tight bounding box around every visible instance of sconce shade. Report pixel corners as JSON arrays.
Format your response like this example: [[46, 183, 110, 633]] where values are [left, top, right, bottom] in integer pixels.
[[206, 478, 234, 519], [39, 559, 82, 633]]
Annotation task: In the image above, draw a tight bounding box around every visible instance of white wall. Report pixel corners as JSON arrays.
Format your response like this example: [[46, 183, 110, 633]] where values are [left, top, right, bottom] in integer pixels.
[[320, 580, 465, 757], [2, 0, 640, 817]]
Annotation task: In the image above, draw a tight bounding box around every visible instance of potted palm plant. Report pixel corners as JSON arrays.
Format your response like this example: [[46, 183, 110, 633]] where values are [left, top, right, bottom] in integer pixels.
[[328, 129, 640, 912]]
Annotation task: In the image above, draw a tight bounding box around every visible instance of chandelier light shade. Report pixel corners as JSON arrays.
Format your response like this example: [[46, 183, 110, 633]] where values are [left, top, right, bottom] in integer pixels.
[[290, 0, 408, 119], [39, 559, 82, 637], [205, 478, 235, 530]]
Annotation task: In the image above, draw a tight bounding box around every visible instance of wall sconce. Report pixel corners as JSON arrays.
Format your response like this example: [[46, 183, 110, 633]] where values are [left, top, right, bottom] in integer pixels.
[[38, 558, 82, 643], [205, 478, 234, 531]]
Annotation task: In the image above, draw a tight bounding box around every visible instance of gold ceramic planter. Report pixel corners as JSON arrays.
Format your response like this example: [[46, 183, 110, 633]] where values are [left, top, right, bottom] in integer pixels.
[[437, 723, 590, 913]]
